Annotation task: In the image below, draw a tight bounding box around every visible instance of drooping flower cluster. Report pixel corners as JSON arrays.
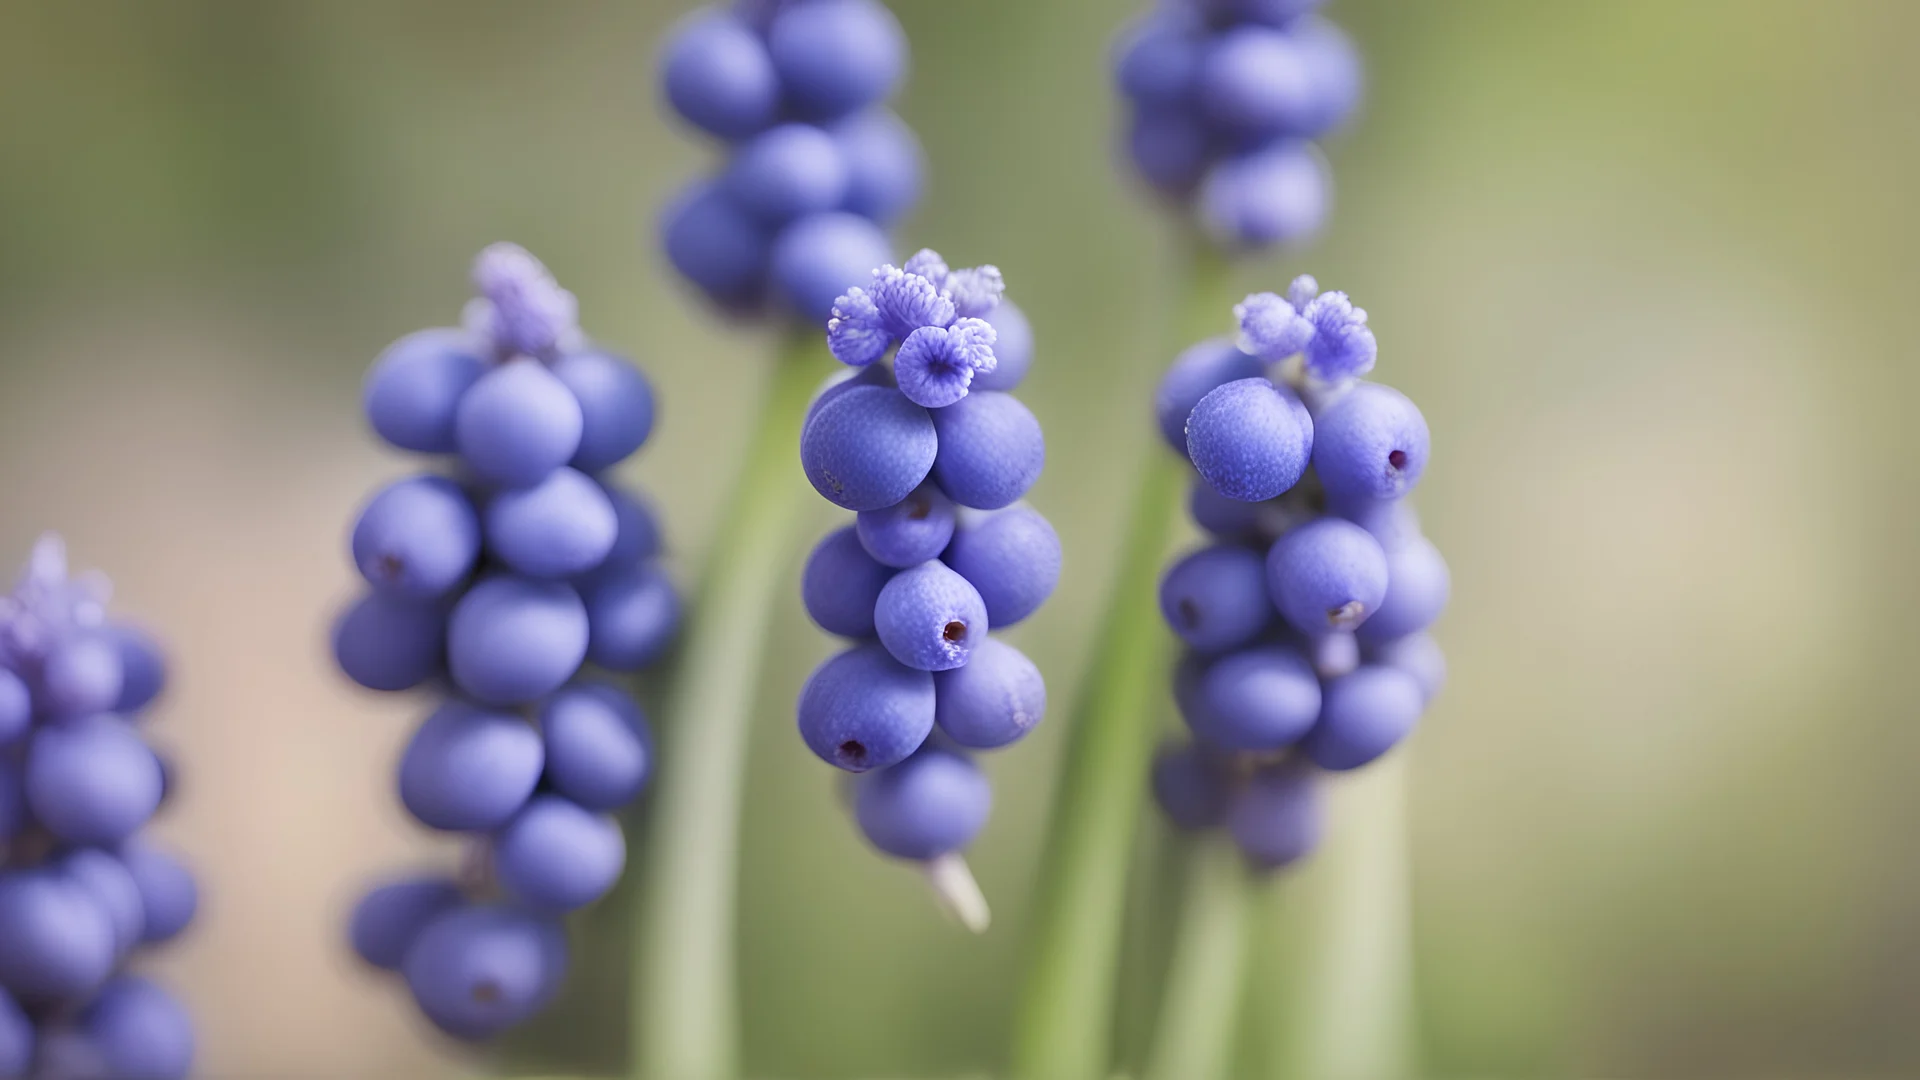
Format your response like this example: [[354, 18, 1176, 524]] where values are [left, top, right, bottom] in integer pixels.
[[1150, 277, 1447, 868], [795, 252, 1057, 927], [0, 537, 196, 1080], [659, 0, 923, 323], [1115, 0, 1363, 250], [337, 245, 675, 1041]]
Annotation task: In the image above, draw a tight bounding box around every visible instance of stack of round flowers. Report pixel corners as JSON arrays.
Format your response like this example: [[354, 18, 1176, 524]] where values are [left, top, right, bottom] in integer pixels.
[[795, 250, 1057, 926], [659, 0, 924, 323], [1150, 276, 1448, 869], [1115, 0, 1363, 250], [0, 536, 196, 1080], [337, 244, 675, 1041]]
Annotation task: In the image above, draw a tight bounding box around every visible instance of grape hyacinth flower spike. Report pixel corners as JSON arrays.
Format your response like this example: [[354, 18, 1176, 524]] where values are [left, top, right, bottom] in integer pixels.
[[340, 244, 675, 1042], [1153, 276, 1446, 867], [0, 535, 196, 1080], [1114, 0, 1363, 250], [798, 250, 1056, 930], [659, 0, 935, 325]]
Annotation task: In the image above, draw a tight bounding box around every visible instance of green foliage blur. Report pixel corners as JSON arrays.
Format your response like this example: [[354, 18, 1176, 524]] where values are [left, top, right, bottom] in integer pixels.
[[1, 1, 1918, 1077]]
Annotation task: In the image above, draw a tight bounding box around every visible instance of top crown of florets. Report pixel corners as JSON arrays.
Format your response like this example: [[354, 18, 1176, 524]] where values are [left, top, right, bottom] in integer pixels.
[[463, 242, 582, 362], [826, 249, 1007, 409], [1233, 273, 1375, 382], [0, 533, 109, 670]]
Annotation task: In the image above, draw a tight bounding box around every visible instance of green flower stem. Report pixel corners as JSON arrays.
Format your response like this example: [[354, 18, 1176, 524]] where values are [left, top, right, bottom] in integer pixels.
[[1141, 839, 1254, 1080], [1011, 242, 1231, 1080], [1256, 757, 1417, 1080], [632, 333, 833, 1080]]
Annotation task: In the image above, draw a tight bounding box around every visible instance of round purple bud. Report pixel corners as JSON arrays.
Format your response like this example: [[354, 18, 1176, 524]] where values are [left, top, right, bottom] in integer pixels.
[[483, 467, 619, 580], [800, 383, 936, 511], [332, 591, 445, 693], [1228, 762, 1322, 869], [447, 576, 589, 706], [581, 563, 680, 672], [1155, 338, 1267, 456], [492, 795, 626, 913], [1266, 517, 1389, 635], [933, 637, 1046, 749], [1312, 383, 1430, 502], [942, 505, 1061, 629], [553, 349, 655, 473], [352, 475, 481, 599], [767, 0, 908, 121], [660, 10, 780, 139], [398, 701, 544, 832], [831, 108, 924, 227], [1198, 142, 1330, 250], [854, 746, 991, 861], [874, 560, 988, 672], [1186, 377, 1312, 502], [1159, 544, 1271, 654], [796, 643, 935, 773], [661, 180, 771, 311], [857, 483, 956, 569], [455, 358, 585, 489], [801, 526, 893, 638], [929, 391, 1045, 510], [771, 211, 895, 325], [1188, 645, 1320, 752], [725, 123, 852, 226], [1303, 665, 1423, 771], [363, 328, 486, 454]]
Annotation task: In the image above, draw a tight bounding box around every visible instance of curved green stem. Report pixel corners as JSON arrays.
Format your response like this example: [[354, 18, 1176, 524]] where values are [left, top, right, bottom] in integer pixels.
[[632, 335, 832, 1080], [1141, 839, 1253, 1080], [1011, 244, 1232, 1080]]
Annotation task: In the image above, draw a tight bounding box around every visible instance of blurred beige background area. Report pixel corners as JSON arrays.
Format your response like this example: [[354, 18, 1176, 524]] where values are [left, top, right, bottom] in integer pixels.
[[1, 0, 1918, 1078]]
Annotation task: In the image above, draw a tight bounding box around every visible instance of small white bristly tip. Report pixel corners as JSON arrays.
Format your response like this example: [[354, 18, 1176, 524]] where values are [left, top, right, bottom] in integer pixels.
[[923, 853, 991, 934]]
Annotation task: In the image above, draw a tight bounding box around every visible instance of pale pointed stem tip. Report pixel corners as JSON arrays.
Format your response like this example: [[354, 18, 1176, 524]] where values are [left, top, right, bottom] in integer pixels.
[[923, 853, 991, 934]]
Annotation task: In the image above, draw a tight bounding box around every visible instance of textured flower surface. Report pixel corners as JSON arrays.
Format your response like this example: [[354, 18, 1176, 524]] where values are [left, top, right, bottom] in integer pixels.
[[0, 536, 196, 1080], [1152, 277, 1444, 869], [1235, 272, 1377, 380], [799, 252, 1050, 928], [341, 246, 674, 1042], [828, 250, 1004, 408]]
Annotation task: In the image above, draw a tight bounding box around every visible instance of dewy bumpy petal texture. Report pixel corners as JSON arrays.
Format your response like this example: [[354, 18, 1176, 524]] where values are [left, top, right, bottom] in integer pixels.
[[1151, 277, 1449, 870], [797, 253, 1055, 898], [338, 246, 674, 1042]]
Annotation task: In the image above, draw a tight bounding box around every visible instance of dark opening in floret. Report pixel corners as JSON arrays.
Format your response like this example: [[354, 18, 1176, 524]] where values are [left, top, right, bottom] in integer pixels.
[[839, 739, 868, 766], [1387, 449, 1408, 471], [942, 620, 967, 643], [1327, 601, 1364, 627], [906, 494, 932, 520], [1177, 597, 1201, 630]]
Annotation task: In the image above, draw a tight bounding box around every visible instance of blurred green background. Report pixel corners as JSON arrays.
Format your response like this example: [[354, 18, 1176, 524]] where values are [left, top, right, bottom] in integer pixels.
[[2, 0, 1919, 1076]]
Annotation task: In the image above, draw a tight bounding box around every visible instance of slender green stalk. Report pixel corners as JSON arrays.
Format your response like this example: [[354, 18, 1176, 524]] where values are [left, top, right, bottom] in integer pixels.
[[1011, 243, 1232, 1080], [1141, 839, 1254, 1080], [632, 335, 833, 1080], [1255, 758, 1417, 1080]]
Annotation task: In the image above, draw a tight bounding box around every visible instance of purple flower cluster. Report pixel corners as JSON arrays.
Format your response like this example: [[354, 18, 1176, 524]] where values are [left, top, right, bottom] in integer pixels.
[[796, 252, 1056, 894], [1116, 0, 1363, 250], [1151, 276, 1447, 868], [338, 245, 675, 1041], [659, 0, 923, 323], [0, 537, 196, 1080]]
